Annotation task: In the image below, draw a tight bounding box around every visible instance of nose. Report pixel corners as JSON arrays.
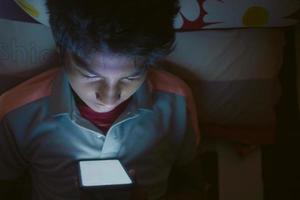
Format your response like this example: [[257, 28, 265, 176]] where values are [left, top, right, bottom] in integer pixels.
[[96, 83, 121, 106]]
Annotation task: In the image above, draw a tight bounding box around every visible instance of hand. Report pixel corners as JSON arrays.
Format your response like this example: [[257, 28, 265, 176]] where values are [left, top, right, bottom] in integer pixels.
[[128, 169, 148, 200]]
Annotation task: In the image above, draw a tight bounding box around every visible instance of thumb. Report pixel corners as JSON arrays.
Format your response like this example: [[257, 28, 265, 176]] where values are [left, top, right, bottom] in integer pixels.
[[128, 169, 148, 200], [128, 169, 136, 182]]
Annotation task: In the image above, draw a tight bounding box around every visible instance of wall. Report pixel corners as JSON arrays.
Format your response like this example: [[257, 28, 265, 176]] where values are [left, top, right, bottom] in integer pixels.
[[296, 24, 300, 112]]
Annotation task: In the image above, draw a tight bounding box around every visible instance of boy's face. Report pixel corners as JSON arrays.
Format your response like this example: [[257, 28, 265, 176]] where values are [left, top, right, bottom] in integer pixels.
[[65, 51, 147, 113]]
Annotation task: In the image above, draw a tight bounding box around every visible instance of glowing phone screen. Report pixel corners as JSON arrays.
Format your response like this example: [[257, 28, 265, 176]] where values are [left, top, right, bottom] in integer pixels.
[[79, 159, 133, 187]]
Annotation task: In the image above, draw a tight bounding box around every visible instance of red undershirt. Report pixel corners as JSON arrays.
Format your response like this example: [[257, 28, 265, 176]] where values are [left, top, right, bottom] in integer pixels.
[[75, 94, 130, 134]]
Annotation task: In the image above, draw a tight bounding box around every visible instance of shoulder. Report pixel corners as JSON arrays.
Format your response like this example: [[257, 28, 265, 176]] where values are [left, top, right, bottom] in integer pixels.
[[0, 68, 60, 120], [148, 69, 193, 98], [148, 69, 200, 145]]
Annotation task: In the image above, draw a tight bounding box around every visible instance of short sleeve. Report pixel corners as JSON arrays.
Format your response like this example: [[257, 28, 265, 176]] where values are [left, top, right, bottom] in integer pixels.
[[174, 115, 199, 167], [174, 88, 201, 166]]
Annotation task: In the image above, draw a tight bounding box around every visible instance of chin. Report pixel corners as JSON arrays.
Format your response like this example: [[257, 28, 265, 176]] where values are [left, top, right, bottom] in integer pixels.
[[93, 104, 116, 113]]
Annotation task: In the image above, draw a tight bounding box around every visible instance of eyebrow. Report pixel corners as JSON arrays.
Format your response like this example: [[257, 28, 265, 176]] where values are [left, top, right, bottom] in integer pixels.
[[72, 54, 147, 78], [126, 66, 147, 77], [72, 53, 90, 69], [71, 54, 101, 76]]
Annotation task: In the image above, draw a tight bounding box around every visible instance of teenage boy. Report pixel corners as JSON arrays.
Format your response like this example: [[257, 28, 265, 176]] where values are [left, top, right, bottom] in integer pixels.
[[0, 0, 200, 199]]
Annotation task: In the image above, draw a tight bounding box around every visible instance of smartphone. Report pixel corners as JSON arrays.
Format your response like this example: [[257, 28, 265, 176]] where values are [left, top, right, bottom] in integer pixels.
[[78, 159, 133, 189]]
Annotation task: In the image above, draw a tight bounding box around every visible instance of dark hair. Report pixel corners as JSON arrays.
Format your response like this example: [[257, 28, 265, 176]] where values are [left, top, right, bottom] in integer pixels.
[[46, 0, 179, 65]]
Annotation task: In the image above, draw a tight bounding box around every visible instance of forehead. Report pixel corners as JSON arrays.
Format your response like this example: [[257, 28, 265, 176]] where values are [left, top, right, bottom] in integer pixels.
[[70, 51, 146, 73]]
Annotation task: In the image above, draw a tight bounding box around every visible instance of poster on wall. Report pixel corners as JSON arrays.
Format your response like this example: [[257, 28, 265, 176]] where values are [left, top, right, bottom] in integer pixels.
[[0, 0, 298, 30], [175, 0, 300, 30], [0, 0, 35, 22]]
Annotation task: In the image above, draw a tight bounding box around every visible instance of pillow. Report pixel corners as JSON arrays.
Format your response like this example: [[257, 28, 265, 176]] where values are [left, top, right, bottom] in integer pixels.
[[0, 18, 58, 93], [160, 28, 285, 145]]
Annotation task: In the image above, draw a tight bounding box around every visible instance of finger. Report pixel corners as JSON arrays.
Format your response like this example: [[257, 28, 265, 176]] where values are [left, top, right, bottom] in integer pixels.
[[128, 169, 148, 200], [128, 169, 136, 180], [128, 169, 137, 184]]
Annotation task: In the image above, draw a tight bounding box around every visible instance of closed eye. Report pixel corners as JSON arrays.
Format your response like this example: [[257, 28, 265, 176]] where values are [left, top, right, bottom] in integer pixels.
[[123, 67, 147, 81], [82, 73, 98, 78], [79, 71, 101, 79], [75, 67, 101, 79], [124, 75, 142, 81]]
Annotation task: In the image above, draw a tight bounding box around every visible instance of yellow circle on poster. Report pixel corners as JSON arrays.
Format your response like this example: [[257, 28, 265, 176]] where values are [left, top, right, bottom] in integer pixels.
[[243, 6, 269, 27], [15, 0, 39, 17], [14, 0, 49, 26]]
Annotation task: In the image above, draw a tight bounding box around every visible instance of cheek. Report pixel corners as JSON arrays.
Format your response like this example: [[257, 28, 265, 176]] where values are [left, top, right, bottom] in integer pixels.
[[68, 75, 95, 100], [121, 79, 145, 99], [75, 84, 94, 99]]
